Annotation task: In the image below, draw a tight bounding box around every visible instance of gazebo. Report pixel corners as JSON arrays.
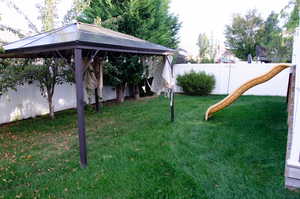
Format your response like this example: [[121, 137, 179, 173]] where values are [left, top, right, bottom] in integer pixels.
[[0, 22, 175, 167]]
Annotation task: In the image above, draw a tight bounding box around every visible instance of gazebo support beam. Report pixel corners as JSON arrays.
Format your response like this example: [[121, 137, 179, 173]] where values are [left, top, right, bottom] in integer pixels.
[[95, 88, 100, 112], [74, 48, 88, 167]]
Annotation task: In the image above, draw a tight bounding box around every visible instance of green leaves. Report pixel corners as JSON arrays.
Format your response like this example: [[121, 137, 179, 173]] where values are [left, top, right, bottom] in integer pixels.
[[225, 3, 298, 62], [79, 0, 180, 49], [177, 71, 215, 96], [0, 46, 4, 54], [197, 33, 210, 61], [104, 54, 146, 87], [225, 9, 264, 61], [0, 58, 73, 118], [0, 58, 28, 94], [79, 0, 180, 98]]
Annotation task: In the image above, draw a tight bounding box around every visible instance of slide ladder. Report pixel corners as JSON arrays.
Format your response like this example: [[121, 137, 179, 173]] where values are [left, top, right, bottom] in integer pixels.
[[205, 64, 291, 120]]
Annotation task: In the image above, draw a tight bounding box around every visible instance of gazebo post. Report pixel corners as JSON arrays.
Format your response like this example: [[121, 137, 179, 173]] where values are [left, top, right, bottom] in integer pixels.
[[166, 55, 175, 122], [74, 48, 88, 167], [95, 88, 100, 112]]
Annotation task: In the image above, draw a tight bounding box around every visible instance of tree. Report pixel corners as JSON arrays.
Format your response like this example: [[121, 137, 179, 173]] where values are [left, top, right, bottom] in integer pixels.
[[0, 0, 39, 35], [225, 9, 264, 60], [207, 33, 218, 63], [260, 12, 292, 62], [281, 0, 300, 34], [0, 58, 28, 95], [80, 0, 180, 48], [24, 59, 72, 118], [196, 33, 209, 62], [104, 54, 145, 102], [37, 0, 59, 31], [63, 0, 91, 24], [196, 32, 218, 63], [79, 0, 180, 101], [0, 0, 73, 119]]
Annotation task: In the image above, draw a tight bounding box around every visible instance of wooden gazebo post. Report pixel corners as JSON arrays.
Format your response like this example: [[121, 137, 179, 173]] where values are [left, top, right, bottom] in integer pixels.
[[74, 48, 87, 167]]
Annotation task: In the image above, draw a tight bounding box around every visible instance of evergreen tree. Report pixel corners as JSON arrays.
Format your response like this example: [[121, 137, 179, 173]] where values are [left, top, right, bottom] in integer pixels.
[[79, 0, 180, 101], [79, 0, 180, 48]]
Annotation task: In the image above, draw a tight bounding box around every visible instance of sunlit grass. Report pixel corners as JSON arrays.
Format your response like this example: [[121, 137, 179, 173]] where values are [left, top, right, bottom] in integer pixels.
[[0, 95, 299, 198]]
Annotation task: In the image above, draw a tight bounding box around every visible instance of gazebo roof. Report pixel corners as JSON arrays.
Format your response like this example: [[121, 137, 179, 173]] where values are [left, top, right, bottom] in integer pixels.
[[0, 22, 174, 58]]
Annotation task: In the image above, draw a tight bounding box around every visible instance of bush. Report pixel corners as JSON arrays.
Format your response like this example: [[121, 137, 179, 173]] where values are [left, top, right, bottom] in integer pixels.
[[177, 71, 215, 95]]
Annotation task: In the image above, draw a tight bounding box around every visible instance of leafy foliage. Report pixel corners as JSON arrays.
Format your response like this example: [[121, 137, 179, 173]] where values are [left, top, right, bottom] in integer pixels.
[[104, 54, 147, 101], [1, 0, 39, 34], [225, 8, 294, 62], [281, 0, 300, 34], [104, 55, 145, 86], [260, 12, 292, 62], [0, 58, 73, 118], [196, 32, 218, 63], [63, 0, 91, 24], [79, 0, 180, 101], [0, 0, 73, 118], [196, 33, 209, 62], [0, 46, 4, 53], [0, 58, 28, 94], [177, 71, 215, 96], [225, 9, 264, 60], [37, 0, 59, 31], [22, 59, 73, 98], [79, 0, 180, 49]]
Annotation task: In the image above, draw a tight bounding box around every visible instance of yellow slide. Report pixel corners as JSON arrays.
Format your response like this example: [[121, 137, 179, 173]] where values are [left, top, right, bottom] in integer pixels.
[[205, 64, 291, 120]]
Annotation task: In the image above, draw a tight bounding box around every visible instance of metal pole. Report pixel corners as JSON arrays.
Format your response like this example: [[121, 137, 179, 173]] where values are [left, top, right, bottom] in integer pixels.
[[95, 88, 100, 112], [170, 89, 175, 122], [287, 73, 292, 104], [74, 48, 88, 167], [166, 55, 175, 122]]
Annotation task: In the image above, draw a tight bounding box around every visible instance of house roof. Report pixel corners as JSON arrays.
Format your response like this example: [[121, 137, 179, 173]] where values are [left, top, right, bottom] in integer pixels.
[[0, 22, 174, 58]]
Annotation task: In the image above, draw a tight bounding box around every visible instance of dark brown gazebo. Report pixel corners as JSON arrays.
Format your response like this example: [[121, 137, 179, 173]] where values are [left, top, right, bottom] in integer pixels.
[[0, 22, 174, 167]]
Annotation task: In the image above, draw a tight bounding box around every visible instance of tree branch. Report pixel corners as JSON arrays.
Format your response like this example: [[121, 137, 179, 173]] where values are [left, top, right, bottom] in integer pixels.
[[0, 24, 26, 38], [1, 0, 40, 33]]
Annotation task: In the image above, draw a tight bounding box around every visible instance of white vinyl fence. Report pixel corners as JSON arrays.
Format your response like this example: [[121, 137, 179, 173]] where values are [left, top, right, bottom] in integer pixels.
[[0, 82, 118, 125], [174, 63, 290, 96], [286, 27, 300, 171], [0, 63, 290, 125]]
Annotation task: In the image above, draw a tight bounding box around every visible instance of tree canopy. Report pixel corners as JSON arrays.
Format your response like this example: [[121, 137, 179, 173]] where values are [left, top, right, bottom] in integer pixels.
[[225, 6, 297, 62], [78, 0, 180, 101], [225, 9, 264, 61], [0, 0, 73, 118], [79, 0, 180, 49], [282, 0, 300, 34], [196, 33, 209, 62]]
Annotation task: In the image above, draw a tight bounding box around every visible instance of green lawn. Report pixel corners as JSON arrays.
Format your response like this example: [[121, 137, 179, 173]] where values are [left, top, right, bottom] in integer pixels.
[[1, 95, 300, 199]]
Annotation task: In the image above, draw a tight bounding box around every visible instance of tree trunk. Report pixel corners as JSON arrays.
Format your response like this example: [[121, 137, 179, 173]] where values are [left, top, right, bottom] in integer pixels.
[[116, 84, 125, 103], [48, 95, 55, 119], [133, 84, 140, 100]]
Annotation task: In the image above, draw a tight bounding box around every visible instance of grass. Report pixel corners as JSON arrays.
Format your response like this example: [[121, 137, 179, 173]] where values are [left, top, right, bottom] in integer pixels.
[[1, 95, 300, 199]]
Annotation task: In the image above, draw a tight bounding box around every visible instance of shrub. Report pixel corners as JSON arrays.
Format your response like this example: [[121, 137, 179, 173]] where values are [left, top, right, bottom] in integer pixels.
[[177, 71, 215, 95], [0, 46, 4, 53]]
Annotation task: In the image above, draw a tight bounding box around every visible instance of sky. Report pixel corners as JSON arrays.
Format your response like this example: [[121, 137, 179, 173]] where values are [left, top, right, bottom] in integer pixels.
[[0, 0, 291, 55], [169, 0, 290, 55]]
